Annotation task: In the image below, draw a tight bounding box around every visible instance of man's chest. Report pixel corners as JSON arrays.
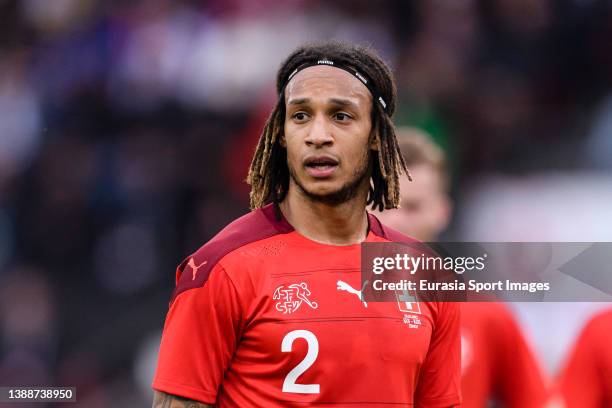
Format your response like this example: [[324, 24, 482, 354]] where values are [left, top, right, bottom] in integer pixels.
[[220, 245, 438, 404], [238, 264, 434, 376]]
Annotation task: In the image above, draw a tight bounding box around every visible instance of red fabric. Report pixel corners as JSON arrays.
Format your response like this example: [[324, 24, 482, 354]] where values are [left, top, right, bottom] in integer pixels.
[[554, 309, 612, 408], [460, 302, 547, 407], [170, 203, 293, 303], [153, 206, 461, 407]]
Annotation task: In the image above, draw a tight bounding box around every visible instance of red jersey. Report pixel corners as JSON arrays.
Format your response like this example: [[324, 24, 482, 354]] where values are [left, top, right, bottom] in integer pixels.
[[460, 303, 547, 408], [553, 309, 612, 407], [152, 204, 461, 407]]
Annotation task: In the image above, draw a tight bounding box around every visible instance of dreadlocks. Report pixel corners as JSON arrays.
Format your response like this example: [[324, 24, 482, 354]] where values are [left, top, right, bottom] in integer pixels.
[[247, 41, 409, 211]]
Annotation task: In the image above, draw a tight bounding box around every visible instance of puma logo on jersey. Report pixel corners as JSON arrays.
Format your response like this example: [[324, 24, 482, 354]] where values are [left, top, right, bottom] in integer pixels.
[[187, 258, 207, 281], [273, 282, 318, 314], [337, 280, 368, 308]]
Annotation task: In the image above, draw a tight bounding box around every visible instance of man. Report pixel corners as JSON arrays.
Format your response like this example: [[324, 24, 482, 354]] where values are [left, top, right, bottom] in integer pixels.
[[551, 308, 612, 407], [377, 128, 548, 407], [152, 42, 461, 407]]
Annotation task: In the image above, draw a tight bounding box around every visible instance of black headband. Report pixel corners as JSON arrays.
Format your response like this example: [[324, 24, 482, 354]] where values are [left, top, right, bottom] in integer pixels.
[[280, 59, 389, 113]]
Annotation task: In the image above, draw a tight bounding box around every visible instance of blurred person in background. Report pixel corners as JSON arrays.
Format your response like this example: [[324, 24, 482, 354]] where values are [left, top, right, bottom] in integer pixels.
[[377, 127, 548, 407], [548, 308, 612, 407], [151, 41, 461, 407]]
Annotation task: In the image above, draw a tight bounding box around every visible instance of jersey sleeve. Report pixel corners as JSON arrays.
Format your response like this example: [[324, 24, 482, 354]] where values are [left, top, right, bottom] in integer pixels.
[[414, 302, 462, 408], [493, 306, 547, 408], [554, 315, 605, 408], [152, 263, 244, 404]]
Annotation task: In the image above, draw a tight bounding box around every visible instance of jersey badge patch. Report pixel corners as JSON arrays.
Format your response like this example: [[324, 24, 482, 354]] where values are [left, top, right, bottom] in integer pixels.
[[273, 282, 319, 314]]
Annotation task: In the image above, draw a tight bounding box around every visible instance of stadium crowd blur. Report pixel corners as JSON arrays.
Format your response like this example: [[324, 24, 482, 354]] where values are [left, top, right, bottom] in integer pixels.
[[0, 0, 611, 406]]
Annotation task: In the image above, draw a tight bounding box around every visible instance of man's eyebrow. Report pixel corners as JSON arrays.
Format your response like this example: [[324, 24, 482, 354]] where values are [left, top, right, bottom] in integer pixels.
[[286, 97, 358, 107], [329, 98, 357, 108], [287, 97, 309, 105]]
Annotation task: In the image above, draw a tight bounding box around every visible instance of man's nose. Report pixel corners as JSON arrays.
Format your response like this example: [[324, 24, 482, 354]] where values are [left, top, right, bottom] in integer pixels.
[[304, 115, 333, 147]]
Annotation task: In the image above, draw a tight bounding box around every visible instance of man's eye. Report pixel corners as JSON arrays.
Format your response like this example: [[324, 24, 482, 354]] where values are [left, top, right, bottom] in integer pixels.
[[292, 112, 308, 121], [334, 112, 351, 121]]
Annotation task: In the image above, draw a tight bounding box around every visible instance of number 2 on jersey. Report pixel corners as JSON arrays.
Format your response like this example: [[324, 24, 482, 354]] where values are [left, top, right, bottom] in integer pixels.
[[281, 330, 320, 394]]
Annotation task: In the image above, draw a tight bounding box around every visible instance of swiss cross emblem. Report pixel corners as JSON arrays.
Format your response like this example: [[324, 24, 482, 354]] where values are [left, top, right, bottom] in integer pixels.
[[273, 282, 318, 314], [396, 289, 421, 314]]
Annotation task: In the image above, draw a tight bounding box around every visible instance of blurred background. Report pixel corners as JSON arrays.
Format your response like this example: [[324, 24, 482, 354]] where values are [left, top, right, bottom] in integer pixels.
[[0, 0, 611, 406]]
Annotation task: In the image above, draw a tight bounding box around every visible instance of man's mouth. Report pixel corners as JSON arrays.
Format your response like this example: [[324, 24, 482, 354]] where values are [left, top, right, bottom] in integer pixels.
[[304, 156, 339, 178]]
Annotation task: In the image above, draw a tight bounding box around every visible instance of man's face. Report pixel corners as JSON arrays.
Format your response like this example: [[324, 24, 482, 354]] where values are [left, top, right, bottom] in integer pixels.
[[377, 164, 451, 241], [283, 65, 376, 205]]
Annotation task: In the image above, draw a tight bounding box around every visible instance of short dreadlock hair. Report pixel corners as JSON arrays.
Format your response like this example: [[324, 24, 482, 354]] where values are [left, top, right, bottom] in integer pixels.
[[247, 41, 409, 211]]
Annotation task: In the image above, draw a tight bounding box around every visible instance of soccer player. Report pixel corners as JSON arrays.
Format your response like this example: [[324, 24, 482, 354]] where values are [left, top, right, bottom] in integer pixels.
[[152, 42, 461, 407], [376, 128, 548, 407], [551, 308, 612, 407]]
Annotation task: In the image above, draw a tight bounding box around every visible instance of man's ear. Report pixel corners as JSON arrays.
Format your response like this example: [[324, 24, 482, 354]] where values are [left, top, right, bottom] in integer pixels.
[[370, 131, 380, 151]]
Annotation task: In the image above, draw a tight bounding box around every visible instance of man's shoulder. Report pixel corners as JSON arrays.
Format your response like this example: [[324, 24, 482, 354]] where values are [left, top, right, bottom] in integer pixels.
[[170, 204, 294, 302]]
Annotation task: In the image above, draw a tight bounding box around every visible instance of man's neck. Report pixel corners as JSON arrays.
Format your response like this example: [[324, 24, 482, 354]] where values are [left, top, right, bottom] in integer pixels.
[[279, 186, 370, 246]]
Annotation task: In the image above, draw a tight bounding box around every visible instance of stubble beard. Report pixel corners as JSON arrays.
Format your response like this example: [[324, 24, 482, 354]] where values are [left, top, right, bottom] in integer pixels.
[[288, 149, 371, 206]]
